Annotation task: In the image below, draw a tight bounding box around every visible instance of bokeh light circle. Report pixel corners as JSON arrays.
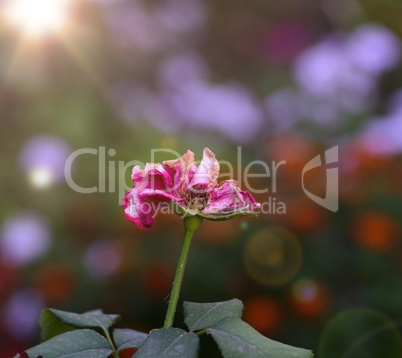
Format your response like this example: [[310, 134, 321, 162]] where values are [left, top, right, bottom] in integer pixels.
[[2, 289, 44, 340], [0, 212, 52, 266], [85, 239, 122, 279], [244, 227, 303, 286], [290, 278, 331, 319], [19, 135, 71, 189], [319, 308, 401, 358]]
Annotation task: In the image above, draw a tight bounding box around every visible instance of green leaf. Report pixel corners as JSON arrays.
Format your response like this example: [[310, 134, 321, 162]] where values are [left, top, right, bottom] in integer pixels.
[[40, 309, 76, 341], [40, 308, 120, 341], [184, 298, 244, 331], [207, 318, 314, 358], [21, 329, 113, 358], [113, 328, 148, 351], [318, 308, 400, 358], [135, 328, 199, 358]]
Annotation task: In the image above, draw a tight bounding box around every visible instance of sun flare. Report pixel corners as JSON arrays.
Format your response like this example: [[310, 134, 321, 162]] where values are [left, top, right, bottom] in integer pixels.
[[3, 0, 69, 37]]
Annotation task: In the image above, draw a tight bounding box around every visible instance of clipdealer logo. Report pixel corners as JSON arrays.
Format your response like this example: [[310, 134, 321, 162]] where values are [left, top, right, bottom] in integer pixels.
[[64, 146, 339, 213], [302, 146, 338, 212]]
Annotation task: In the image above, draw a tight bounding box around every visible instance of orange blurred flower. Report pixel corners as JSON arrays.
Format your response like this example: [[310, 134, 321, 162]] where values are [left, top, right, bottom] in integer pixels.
[[352, 212, 400, 252], [242, 295, 282, 335]]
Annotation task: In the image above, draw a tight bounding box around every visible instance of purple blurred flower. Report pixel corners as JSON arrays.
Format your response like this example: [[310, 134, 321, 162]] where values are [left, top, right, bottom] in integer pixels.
[[295, 23, 400, 96], [2, 289, 44, 340], [202, 84, 263, 143], [265, 86, 351, 128], [156, 52, 264, 142], [85, 239, 121, 279], [0, 212, 52, 266], [107, 3, 167, 52], [109, 80, 181, 133], [86, 0, 122, 6], [266, 24, 401, 130], [109, 81, 150, 124], [106, 0, 205, 53], [294, 24, 400, 104], [264, 88, 301, 130], [157, 51, 209, 90], [293, 37, 375, 109], [155, 0, 205, 34], [19, 135, 71, 188], [387, 89, 402, 113], [359, 108, 402, 155], [357, 87, 402, 155], [163, 80, 263, 143], [111, 51, 263, 143], [345, 24, 401, 75]]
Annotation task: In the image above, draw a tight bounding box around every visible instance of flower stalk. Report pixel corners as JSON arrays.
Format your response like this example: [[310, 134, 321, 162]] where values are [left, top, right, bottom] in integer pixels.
[[163, 215, 203, 328]]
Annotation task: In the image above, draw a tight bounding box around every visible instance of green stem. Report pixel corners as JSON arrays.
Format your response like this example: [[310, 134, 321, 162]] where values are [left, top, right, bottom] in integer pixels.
[[101, 326, 118, 358], [163, 215, 202, 328], [196, 328, 206, 336]]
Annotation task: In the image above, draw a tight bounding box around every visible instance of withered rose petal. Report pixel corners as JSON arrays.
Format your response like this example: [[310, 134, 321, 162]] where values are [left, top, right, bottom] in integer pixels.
[[188, 147, 220, 189], [122, 148, 260, 229], [122, 188, 156, 230], [202, 180, 259, 215], [132, 165, 173, 192], [164, 150, 197, 193]]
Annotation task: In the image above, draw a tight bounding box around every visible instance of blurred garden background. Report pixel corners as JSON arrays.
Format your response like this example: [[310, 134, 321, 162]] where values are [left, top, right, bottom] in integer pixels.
[[1, 0, 402, 357]]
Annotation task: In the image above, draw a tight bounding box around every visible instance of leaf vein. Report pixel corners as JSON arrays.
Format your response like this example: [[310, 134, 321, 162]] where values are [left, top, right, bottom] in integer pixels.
[[160, 334, 187, 357], [208, 328, 266, 357], [190, 302, 225, 329]]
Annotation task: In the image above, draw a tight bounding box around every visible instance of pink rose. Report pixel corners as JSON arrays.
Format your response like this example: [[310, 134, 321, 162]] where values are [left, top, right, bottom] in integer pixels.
[[122, 148, 260, 229]]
